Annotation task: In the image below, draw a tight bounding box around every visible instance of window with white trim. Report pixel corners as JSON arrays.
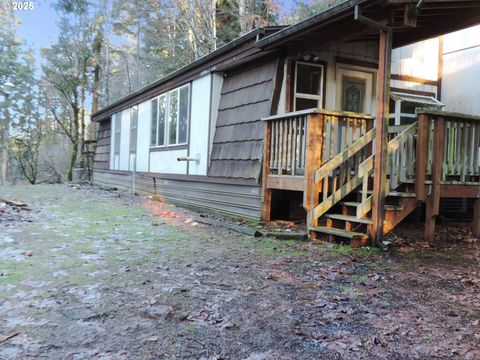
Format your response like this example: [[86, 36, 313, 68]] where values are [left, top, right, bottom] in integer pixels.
[[130, 106, 138, 151], [389, 92, 443, 126], [151, 84, 190, 147], [294, 61, 324, 111], [114, 112, 121, 155]]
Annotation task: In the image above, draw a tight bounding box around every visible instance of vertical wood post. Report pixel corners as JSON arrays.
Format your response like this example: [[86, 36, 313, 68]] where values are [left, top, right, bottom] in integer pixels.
[[425, 117, 445, 242], [303, 113, 322, 237], [261, 121, 272, 221], [369, 29, 392, 245], [437, 36, 443, 101], [416, 113, 429, 202], [473, 199, 480, 237]]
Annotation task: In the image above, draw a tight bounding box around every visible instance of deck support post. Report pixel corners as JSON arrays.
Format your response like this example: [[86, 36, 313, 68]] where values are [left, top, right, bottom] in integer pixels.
[[369, 29, 392, 246], [473, 199, 480, 237], [261, 121, 272, 221], [415, 113, 429, 202], [304, 113, 323, 238], [425, 117, 445, 242]]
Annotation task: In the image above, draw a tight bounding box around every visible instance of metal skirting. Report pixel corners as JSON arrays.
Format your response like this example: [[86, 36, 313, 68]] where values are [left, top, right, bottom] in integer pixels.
[[92, 170, 262, 219]]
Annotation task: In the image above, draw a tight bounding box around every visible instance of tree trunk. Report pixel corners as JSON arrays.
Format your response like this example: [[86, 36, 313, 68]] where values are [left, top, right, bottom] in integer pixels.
[[1, 104, 10, 186], [67, 141, 78, 182], [238, 0, 246, 33], [79, 57, 87, 169]]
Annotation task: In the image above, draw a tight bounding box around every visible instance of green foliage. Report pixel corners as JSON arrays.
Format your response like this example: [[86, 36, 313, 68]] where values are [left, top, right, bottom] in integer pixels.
[[282, 0, 345, 24]]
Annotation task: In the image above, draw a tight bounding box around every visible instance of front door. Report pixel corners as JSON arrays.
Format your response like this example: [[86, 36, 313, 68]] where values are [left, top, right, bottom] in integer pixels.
[[335, 66, 374, 115]]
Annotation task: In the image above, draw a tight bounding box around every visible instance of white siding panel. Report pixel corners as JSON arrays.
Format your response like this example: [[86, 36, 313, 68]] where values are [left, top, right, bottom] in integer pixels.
[[149, 149, 188, 174], [390, 79, 437, 96], [189, 74, 211, 175], [136, 100, 151, 172], [392, 38, 439, 81], [110, 115, 116, 170], [209, 73, 223, 163], [129, 153, 136, 171], [443, 25, 480, 54], [276, 62, 287, 115], [119, 109, 130, 170], [442, 46, 480, 115]]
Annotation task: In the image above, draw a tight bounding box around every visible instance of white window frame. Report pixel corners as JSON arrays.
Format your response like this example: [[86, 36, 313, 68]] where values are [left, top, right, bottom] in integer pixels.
[[151, 84, 190, 148], [389, 92, 444, 125], [293, 61, 324, 111], [130, 106, 138, 152], [114, 112, 121, 155]]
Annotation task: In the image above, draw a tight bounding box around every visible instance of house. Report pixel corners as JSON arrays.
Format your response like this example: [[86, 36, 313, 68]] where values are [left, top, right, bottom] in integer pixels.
[[91, 0, 480, 247]]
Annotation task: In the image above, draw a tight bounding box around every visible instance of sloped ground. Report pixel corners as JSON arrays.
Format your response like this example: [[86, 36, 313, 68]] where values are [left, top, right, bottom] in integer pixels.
[[0, 184, 478, 359]]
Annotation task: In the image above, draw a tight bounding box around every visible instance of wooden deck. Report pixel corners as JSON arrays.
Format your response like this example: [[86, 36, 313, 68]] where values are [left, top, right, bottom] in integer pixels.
[[262, 109, 480, 246]]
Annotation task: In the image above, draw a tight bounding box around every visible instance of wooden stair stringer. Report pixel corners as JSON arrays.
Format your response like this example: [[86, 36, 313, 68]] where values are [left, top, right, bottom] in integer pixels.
[[383, 197, 419, 235]]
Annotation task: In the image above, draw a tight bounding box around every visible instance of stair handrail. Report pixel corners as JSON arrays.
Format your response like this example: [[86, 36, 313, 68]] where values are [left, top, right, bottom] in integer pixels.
[[314, 128, 376, 182], [387, 122, 418, 190], [312, 128, 375, 220], [356, 122, 418, 218]]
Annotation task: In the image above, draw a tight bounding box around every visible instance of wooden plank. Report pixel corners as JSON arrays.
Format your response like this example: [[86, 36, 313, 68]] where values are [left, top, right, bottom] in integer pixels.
[[473, 123, 479, 175], [267, 175, 304, 191], [416, 113, 429, 202], [417, 109, 480, 122], [314, 129, 375, 181], [261, 121, 272, 221], [439, 184, 480, 198], [310, 113, 324, 229], [369, 29, 392, 245], [425, 116, 445, 242], [313, 176, 363, 219], [474, 199, 480, 237], [303, 114, 316, 212], [262, 109, 374, 122]]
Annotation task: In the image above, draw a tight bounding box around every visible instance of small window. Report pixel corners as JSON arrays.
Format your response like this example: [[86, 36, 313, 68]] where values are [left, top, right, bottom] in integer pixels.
[[114, 113, 121, 155], [151, 98, 158, 147], [157, 95, 167, 146], [168, 89, 179, 145], [390, 92, 444, 126], [178, 86, 189, 144], [341, 76, 365, 113], [294, 62, 324, 111], [130, 106, 138, 151], [151, 84, 190, 147]]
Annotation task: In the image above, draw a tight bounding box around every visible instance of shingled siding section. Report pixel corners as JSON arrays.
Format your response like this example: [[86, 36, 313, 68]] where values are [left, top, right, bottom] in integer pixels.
[[209, 58, 279, 179], [93, 120, 111, 170]]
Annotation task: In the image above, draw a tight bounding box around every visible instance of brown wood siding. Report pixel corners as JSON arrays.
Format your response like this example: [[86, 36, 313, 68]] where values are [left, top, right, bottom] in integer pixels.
[[93, 119, 111, 170], [93, 170, 262, 219], [208, 58, 280, 179]]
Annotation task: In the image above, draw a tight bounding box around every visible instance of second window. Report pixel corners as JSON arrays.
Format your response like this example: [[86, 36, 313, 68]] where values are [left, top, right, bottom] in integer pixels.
[[151, 84, 190, 147]]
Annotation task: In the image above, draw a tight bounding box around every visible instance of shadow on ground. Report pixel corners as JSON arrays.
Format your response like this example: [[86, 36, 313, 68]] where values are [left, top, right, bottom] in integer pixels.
[[0, 184, 479, 359]]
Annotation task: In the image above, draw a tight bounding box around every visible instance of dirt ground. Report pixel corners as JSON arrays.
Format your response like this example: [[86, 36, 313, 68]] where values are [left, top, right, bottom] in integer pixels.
[[0, 184, 479, 359]]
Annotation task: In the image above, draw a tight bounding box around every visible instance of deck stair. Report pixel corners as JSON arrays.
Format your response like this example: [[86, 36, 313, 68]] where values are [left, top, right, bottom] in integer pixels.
[[308, 122, 420, 245], [264, 109, 480, 245]]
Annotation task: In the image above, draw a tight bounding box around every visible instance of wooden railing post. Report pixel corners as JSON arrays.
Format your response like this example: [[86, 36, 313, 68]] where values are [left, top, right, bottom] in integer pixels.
[[474, 199, 480, 237], [425, 116, 445, 242], [369, 29, 392, 245], [261, 121, 272, 221], [416, 113, 429, 202], [303, 113, 323, 237]]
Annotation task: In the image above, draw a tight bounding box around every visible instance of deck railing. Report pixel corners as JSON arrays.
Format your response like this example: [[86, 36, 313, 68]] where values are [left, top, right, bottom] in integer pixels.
[[416, 110, 480, 201], [268, 112, 308, 176], [262, 109, 375, 177]]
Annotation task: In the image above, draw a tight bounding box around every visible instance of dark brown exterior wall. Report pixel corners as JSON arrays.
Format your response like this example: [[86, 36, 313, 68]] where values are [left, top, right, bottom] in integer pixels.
[[208, 57, 280, 180], [93, 119, 111, 170]]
